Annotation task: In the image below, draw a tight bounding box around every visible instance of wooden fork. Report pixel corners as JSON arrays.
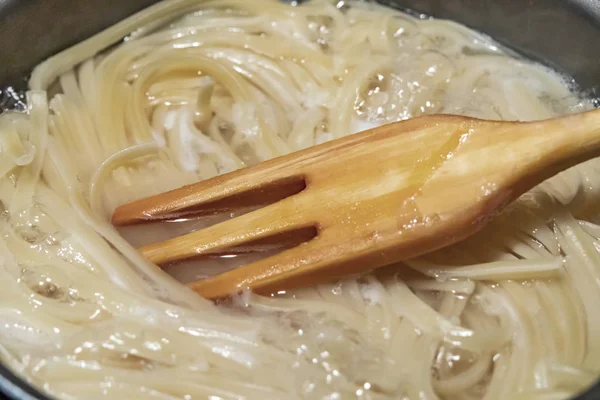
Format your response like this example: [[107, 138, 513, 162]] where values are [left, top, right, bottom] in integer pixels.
[[112, 110, 600, 298]]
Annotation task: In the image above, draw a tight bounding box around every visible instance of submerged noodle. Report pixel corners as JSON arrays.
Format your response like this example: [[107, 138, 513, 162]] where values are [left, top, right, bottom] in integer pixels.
[[0, 0, 598, 399]]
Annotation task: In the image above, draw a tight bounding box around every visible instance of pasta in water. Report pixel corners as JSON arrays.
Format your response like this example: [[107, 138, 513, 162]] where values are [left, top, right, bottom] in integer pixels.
[[0, 0, 599, 399]]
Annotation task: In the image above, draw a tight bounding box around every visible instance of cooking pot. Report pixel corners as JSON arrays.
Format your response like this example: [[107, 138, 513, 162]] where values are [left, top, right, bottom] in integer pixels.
[[0, 0, 598, 399]]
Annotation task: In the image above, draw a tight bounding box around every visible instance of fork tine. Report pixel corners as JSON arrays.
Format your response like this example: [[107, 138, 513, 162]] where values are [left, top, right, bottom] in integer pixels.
[[138, 194, 316, 266], [188, 235, 330, 298], [186, 228, 388, 298], [187, 214, 469, 299], [111, 170, 307, 226], [111, 121, 399, 227]]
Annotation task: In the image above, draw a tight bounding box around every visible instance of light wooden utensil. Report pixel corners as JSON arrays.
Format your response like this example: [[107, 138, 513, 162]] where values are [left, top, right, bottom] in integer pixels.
[[112, 110, 600, 298]]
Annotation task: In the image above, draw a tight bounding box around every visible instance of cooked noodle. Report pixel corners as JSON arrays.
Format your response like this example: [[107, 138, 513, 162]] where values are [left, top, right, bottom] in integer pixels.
[[0, 0, 598, 399]]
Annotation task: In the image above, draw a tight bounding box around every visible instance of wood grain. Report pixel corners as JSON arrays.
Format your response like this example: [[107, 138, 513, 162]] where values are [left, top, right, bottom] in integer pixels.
[[112, 109, 600, 298]]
